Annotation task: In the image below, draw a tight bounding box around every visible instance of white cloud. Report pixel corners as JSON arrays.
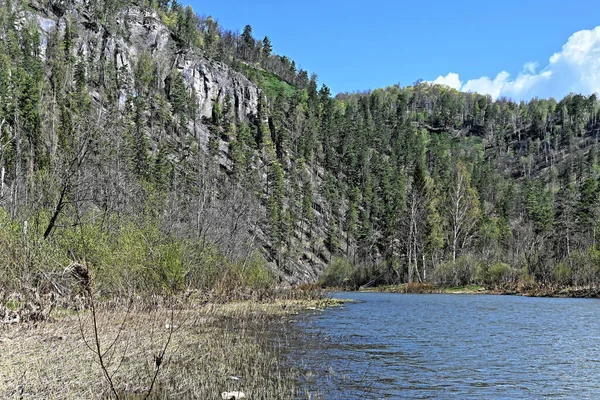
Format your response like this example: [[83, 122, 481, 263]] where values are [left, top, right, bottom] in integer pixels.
[[432, 73, 462, 90], [523, 61, 538, 74], [462, 72, 510, 100], [429, 26, 600, 101]]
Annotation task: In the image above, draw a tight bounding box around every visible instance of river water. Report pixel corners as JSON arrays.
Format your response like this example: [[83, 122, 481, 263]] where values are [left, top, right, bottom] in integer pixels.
[[291, 292, 600, 399]]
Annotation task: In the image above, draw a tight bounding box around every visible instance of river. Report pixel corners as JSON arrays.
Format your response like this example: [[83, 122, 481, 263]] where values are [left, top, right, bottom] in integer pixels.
[[291, 292, 600, 399]]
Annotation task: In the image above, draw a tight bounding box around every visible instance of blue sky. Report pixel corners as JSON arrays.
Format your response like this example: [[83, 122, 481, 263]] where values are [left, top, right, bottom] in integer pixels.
[[187, 0, 600, 100]]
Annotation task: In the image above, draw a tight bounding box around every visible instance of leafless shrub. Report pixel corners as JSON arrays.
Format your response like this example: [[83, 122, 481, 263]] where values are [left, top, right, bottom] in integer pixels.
[[75, 262, 178, 399]]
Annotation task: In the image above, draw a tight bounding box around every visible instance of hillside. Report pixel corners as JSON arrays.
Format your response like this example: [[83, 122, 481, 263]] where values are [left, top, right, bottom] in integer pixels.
[[2, 0, 600, 303]]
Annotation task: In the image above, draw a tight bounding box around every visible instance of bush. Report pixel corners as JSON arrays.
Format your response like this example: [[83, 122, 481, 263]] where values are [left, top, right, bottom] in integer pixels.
[[553, 263, 573, 287], [0, 206, 279, 301], [211, 253, 275, 298], [489, 263, 513, 286], [240, 253, 275, 290], [320, 257, 355, 288], [558, 248, 600, 287], [432, 255, 478, 287], [0, 209, 70, 294], [476, 262, 514, 288]]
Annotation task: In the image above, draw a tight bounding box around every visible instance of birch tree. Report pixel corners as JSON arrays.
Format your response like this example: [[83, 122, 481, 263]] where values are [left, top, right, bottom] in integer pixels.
[[448, 161, 481, 263]]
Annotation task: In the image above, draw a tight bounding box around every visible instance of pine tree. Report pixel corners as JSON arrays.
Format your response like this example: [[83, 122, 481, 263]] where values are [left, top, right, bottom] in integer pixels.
[[262, 36, 272, 62]]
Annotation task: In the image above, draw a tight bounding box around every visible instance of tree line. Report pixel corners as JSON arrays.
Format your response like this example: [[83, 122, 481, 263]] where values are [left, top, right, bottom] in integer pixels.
[[2, 0, 600, 297]]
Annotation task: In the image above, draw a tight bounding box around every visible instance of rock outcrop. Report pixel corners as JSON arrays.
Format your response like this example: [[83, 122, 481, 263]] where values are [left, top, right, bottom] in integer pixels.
[[20, 0, 327, 285], [33, 1, 260, 124]]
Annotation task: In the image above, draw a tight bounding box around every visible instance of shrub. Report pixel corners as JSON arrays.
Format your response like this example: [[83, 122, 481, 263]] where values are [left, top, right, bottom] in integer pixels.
[[320, 257, 354, 288], [432, 255, 478, 287], [0, 206, 277, 302], [487, 263, 513, 287], [553, 263, 573, 287], [239, 253, 275, 290], [0, 209, 70, 294], [558, 248, 600, 287]]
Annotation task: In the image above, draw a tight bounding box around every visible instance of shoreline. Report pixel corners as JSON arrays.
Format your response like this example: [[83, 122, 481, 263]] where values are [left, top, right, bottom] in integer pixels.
[[325, 283, 600, 299], [0, 294, 347, 399]]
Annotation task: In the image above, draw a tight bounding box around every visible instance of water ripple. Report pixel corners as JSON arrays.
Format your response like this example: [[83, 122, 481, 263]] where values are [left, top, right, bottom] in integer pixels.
[[291, 293, 600, 399]]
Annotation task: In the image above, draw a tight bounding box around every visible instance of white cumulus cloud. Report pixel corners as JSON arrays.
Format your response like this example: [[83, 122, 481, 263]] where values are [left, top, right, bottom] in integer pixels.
[[429, 26, 600, 101], [432, 72, 462, 90], [523, 61, 538, 74]]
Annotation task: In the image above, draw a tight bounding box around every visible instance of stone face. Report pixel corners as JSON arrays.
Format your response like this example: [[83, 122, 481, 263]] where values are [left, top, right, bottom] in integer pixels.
[[180, 56, 260, 121], [25, 0, 326, 284], [35, 1, 260, 125]]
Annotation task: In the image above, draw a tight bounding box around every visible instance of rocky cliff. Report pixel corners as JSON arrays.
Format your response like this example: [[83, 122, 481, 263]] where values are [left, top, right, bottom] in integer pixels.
[[18, 0, 329, 285], [31, 1, 261, 122]]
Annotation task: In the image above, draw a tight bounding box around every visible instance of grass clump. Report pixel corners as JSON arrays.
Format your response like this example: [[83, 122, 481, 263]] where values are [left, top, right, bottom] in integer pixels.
[[0, 292, 336, 399], [258, 69, 297, 99], [236, 63, 298, 99]]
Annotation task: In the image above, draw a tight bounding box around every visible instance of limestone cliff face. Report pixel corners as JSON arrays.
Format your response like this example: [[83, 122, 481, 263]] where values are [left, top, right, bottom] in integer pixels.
[[32, 0, 260, 123], [179, 58, 261, 122], [23, 0, 327, 285]]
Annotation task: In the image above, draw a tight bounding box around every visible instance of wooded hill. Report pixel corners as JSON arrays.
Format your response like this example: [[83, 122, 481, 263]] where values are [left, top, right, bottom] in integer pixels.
[[1, 0, 600, 298]]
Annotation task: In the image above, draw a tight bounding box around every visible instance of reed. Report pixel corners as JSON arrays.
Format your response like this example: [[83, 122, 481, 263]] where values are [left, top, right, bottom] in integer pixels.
[[0, 292, 340, 399]]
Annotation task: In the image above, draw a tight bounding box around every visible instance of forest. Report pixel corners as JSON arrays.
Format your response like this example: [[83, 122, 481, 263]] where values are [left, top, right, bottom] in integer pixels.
[[2, 0, 600, 302]]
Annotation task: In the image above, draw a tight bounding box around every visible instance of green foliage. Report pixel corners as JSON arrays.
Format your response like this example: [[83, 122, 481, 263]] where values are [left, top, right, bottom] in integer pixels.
[[0, 209, 70, 292], [238, 63, 297, 99], [260, 70, 297, 99], [168, 69, 188, 116], [559, 248, 600, 287], [134, 51, 155, 96], [320, 257, 355, 287], [262, 36, 272, 60], [267, 158, 285, 241], [159, 9, 178, 31], [6, 0, 600, 296], [0, 204, 274, 297], [326, 218, 340, 254], [526, 179, 554, 234], [176, 6, 199, 48], [553, 263, 573, 287], [432, 255, 479, 287], [478, 262, 514, 288], [236, 253, 275, 290]]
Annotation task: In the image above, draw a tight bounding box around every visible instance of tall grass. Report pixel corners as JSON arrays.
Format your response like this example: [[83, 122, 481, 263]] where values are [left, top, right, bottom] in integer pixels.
[[0, 208, 275, 305]]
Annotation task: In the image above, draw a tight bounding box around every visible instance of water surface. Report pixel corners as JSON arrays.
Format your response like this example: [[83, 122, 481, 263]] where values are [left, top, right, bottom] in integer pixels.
[[292, 292, 600, 399]]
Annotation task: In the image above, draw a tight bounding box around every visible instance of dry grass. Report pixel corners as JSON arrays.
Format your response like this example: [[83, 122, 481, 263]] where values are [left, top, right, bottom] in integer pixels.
[[363, 282, 439, 294], [0, 295, 344, 399]]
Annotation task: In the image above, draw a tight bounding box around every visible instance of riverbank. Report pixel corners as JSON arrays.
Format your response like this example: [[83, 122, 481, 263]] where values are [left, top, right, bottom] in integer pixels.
[[358, 283, 490, 295], [355, 283, 600, 298], [0, 293, 346, 399]]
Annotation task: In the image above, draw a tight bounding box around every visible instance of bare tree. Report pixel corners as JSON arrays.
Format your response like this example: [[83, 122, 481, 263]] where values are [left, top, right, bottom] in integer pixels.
[[447, 161, 481, 263]]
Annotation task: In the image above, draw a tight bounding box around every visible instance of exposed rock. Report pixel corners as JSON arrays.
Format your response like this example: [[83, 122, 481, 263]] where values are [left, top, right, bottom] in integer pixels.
[[34, 1, 260, 125], [181, 57, 260, 121], [23, 0, 327, 285], [221, 391, 246, 400]]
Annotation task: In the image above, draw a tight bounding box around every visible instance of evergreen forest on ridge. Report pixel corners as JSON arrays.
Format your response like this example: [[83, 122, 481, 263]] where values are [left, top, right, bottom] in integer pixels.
[[2, 0, 600, 299]]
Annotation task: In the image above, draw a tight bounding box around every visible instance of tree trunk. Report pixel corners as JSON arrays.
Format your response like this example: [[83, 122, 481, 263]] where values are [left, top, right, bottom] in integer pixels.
[[0, 166, 4, 197], [44, 184, 68, 239]]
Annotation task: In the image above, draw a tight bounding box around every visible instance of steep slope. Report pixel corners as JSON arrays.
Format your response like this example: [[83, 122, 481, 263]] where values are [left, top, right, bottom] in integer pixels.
[[3, 0, 600, 295], [1, 0, 331, 288], [30, 0, 260, 121]]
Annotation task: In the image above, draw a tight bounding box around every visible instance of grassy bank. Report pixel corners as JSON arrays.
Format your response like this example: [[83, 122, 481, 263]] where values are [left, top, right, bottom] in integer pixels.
[[358, 283, 486, 294], [356, 282, 600, 298], [0, 294, 346, 399]]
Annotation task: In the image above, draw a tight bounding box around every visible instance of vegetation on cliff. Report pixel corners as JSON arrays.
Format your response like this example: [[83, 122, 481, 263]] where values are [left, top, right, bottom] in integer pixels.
[[1, 0, 600, 303]]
